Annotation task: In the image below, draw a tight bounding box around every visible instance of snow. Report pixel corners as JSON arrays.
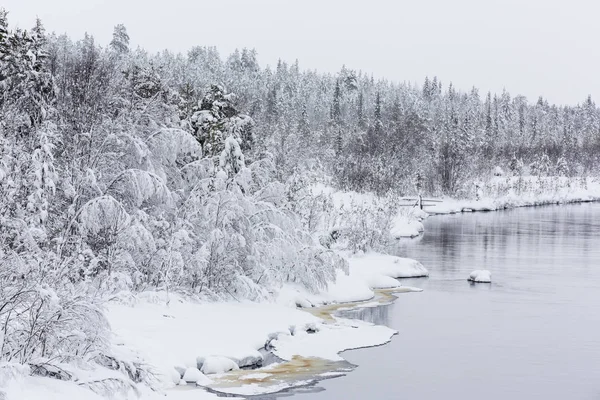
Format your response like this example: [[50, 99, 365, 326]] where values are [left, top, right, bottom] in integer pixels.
[[170, 368, 183, 384], [2, 373, 221, 400], [97, 249, 426, 397], [426, 177, 600, 215], [103, 284, 403, 397], [469, 270, 492, 283], [349, 252, 429, 279], [390, 216, 424, 238], [200, 357, 239, 375], [182, 368, 211, 384], [3, 375, 106, 400], [272, 317, 395, 362], [325, 269, 375, 302], [276, 252, 427, 306], [105, 293, 321, 384], [359, 274, 403, 289]]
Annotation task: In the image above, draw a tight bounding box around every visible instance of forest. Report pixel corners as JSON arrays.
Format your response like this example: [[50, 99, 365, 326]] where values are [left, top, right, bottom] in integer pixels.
[[1, 10, 599, 387]]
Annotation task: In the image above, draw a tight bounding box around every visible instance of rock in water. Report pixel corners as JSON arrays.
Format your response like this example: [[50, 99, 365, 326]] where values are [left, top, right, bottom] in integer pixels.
[[469, 270, 492, 283]]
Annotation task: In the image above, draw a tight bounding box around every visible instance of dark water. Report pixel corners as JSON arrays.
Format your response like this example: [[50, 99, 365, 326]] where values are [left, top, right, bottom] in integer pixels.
[[293, 203, 600, 400]]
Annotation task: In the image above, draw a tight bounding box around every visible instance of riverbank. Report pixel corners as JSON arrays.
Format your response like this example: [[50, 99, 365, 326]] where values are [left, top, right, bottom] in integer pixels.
[[105, 252, 427, 398], [424, 176, 600, 215], [1, 252, 427, 400]]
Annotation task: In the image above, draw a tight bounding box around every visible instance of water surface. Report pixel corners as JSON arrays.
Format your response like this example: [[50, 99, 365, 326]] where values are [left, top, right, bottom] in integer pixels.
[[293, 203, 600, 400]]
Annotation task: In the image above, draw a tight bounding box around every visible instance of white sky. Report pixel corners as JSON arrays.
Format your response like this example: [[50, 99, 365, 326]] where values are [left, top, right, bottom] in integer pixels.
[[4, 0, 599, 105]]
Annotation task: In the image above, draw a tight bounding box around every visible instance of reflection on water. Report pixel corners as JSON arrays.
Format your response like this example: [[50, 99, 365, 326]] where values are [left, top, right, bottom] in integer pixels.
[[336, 303, 392, 326], [291, 203, 600, 400]]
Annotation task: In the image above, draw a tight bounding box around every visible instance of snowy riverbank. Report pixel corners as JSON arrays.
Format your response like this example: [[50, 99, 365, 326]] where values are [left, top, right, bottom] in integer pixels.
[[425, 176, 600, 214], [1, 252, 427, 400]]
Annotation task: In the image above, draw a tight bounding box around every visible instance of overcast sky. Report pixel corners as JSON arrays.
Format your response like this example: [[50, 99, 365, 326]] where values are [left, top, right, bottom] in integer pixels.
[[4, 0, 599, 105]]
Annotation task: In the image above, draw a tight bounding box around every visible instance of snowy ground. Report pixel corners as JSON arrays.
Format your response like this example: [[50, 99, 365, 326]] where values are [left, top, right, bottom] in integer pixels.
[[103, 251, 427, 398], [2, 252, 426, 400]]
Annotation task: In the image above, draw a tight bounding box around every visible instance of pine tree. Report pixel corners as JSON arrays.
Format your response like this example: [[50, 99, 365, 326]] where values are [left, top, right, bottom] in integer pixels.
[[423, 76, 431, 100], [110, 24, 130, 54], [191, 85, 253, 157], [357, 91, 366, 129], [298, 101, 310, 148], [265, 86, 278, 124], [432, 76, 441, 96], [374, 91, 382, 131], [331, 80, 343, 156]]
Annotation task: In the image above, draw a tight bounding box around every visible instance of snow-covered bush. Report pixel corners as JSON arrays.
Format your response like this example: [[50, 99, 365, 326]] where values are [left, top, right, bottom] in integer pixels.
[[0, 257, 109, 364], [285, 172, 335, 234], [529, 153, 552, 178], [334, 194, 397, 253], [555, 157, 570, 177]]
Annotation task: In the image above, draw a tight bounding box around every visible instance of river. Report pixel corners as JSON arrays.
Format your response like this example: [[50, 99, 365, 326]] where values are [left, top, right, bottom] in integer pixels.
[[282, 203, 600, 400]]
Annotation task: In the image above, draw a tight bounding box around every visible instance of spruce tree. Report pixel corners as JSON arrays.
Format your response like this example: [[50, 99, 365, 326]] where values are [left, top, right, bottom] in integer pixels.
[[110, 24, 130, 54]]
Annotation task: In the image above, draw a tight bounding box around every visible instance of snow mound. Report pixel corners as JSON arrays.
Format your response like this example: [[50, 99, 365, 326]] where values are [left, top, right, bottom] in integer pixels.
[[349, 252, 429, 279], [361, 274, 403, 289], [326, 269, 375, 303], [182, 367, 211, 385], [200, 356, 239, 375], [170, 368, 182, 384], [3, 375, 105, 400], [469, 270, 492, 283], [390, 217, 424, 239], [275, 286, 316, 308]]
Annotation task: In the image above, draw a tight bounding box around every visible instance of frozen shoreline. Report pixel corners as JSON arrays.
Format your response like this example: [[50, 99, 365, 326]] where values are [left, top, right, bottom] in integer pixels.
[[105, 252, 428, 398], [1, 253, 427, 400]]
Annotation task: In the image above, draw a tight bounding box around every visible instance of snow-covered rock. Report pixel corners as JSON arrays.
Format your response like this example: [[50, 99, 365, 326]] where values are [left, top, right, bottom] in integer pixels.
[[230, 351, 264, 369], [182, 367, 211, 384], [411, 207, 429, 221], [390, 211, 425, 239], [200, 356, 239, 375], [173, 365, 186, 378], [170, 368, 183, 384], [469, 270, 492, 283], [390, 218, 424, 238]]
